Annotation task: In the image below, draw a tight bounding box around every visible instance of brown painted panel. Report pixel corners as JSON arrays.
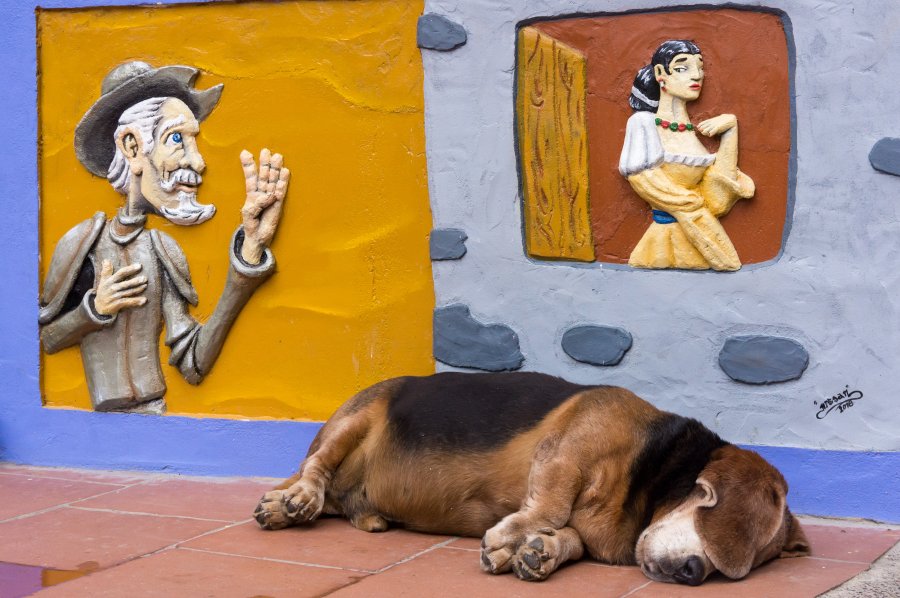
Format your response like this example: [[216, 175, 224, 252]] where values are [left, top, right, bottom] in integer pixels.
[[531, 9, 790, 265]]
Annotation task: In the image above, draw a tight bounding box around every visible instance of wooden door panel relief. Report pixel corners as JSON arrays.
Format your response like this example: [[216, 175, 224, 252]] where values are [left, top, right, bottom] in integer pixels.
[[517, 26, 595, 262]]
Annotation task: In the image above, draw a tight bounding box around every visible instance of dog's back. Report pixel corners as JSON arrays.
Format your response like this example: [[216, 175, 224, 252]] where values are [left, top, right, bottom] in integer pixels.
[[327, 372, 665, 538], [387, 371, 601, 450]]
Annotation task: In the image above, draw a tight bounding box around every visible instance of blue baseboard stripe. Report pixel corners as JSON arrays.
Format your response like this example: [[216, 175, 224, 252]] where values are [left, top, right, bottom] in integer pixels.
[[1, 405, 897, 523]]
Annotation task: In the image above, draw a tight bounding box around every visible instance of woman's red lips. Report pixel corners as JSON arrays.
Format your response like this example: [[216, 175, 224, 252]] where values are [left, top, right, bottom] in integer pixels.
[[690, 84, 701, 89]]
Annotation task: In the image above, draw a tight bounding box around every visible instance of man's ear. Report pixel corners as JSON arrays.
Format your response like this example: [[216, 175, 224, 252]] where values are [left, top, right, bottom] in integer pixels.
[[116, 130, 143, 174], [780, 513, 811, 558]]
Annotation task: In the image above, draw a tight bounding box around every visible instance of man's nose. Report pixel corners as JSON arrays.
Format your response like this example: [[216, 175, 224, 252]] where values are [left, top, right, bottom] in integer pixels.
[[180, 141, 205, 174]]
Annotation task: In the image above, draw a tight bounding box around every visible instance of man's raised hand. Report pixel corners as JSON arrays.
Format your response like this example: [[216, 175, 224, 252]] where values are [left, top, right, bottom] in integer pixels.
[[240, 148, 290, 265]]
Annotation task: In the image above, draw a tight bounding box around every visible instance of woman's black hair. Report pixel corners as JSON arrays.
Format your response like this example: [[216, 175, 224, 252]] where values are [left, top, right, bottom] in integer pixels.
[[629, 40, 702, 112]]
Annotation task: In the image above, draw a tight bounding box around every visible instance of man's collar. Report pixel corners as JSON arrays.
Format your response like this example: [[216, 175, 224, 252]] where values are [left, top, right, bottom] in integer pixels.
[[109, 207, 147, 245]]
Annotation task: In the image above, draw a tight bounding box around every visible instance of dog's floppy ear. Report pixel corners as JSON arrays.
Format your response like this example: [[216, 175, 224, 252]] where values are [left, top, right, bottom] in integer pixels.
[[694, 446, 787, 579], [780, 512, 811, 558]]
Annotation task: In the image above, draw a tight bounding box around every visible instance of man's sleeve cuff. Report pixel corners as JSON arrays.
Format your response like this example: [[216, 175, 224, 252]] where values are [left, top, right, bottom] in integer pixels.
[[230, 227, 276, 278], [83, 290, 117, 326]]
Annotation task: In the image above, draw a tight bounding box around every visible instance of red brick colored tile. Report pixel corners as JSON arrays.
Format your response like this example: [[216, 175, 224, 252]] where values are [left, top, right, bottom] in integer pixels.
[[0, 465, 147, 485], [35, 547, 367, 598], [803, 524, 900, 562], [0, 506, 224, 570], [327, 546, 651, 598], [445, 536, 483, 551], [183, 518, 453, 572], [77, 478, 273, 522], [630, 556, 869, 598], [0, 474, 124, 521]]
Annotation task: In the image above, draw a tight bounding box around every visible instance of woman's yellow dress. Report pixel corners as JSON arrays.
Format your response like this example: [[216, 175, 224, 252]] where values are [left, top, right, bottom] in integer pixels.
[[619, 111, 754, 271]]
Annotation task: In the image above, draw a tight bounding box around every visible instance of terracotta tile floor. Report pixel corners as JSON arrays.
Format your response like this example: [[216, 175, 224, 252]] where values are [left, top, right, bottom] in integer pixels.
[[0, 463, 896, 597]]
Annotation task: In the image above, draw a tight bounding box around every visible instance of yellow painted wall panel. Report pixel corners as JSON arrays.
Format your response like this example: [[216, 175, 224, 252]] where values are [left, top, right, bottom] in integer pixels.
[[38, 0, 434, 421], [517, 26, 594, 261]]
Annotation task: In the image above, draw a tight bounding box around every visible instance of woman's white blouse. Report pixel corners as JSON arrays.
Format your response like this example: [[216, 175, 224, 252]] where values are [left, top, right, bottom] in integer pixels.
[[618, 111, 715, 177]]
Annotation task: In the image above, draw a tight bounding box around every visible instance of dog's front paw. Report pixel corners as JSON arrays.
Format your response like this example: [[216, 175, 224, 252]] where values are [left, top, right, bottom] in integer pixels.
[[254, 490, 297, 530], [283, 479, 324, 523], [480, 541, 514, 574], [480, 522, 522, 574], [511, 532, 556, 581]]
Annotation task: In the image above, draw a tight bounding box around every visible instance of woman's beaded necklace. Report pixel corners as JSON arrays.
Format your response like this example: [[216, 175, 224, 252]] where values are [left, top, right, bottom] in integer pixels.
[[655, 117, 693, 132]]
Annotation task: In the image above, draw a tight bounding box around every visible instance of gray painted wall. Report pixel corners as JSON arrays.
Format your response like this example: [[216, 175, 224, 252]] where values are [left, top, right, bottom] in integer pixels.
[[422, 0, 900, 451]]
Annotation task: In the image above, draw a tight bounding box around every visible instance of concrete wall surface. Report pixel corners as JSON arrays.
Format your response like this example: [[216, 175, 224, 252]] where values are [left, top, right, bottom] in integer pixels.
[[423, 0, 900, 453]]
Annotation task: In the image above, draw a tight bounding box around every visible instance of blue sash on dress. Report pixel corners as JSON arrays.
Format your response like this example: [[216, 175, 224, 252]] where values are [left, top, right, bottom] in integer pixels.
[[652, 210, 677, 224]]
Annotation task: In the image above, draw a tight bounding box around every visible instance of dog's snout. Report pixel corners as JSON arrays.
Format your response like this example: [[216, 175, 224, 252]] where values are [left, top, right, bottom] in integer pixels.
[[671, 556, 705, 586]]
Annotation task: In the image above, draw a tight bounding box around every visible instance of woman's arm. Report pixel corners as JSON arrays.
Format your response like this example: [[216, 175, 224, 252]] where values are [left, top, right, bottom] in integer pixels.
[[696, 114, 754, 216], [697, 114, 738, 179], [627, 167, 705, 213]]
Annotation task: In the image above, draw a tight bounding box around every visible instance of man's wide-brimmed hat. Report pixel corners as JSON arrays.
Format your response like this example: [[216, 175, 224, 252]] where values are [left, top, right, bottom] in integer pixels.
[[74, 61, 223, 177]]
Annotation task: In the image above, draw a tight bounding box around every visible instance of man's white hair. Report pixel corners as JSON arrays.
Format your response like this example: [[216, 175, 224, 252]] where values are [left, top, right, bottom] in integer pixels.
[[107, 97, 168, 194]]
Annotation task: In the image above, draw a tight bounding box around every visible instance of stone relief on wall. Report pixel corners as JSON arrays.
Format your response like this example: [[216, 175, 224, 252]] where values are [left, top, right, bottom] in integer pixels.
[[516, 10, 791, 268], [620, 40, 754, 271], [39, 62, 289, 413]]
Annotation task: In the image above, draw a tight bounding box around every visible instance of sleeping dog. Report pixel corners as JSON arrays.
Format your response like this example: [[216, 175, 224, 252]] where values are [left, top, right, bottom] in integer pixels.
[[254, 372, 810, 585]]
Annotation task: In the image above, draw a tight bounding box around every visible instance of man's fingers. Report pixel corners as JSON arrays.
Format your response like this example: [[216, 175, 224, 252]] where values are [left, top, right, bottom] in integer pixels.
[[108, 263, 143, 284], [100, 260, 114, 280], [113, 297, 147, 310], [271, 168, 290, 202], [241, 150, 258, 193], [274, 180, 288, 202], [265, 153, 282, 195], [250, 192, 279, 213], [110, 275, 148, 293], [241, 195, 277, 223], [257, 148, 272, 193], [113, 283, 148, 299], [270, 152, 283, 170]]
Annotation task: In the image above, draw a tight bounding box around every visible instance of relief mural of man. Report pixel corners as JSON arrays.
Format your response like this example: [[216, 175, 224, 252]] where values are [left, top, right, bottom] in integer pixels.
[[39, 62, 290, 414]]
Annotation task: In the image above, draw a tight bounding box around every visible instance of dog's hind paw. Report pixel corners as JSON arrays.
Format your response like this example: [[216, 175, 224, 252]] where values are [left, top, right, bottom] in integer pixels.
[[350, 512, 389, 532]]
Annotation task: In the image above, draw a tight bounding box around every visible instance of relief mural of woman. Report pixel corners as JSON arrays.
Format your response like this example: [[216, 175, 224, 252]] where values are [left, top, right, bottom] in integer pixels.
[[619, 40, 754, 271]]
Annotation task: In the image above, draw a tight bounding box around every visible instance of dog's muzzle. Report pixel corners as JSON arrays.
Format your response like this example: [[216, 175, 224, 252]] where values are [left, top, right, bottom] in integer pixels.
[[642, 555, 707, 586]]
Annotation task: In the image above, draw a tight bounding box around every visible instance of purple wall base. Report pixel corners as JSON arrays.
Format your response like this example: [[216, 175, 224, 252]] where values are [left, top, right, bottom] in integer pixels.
[[0, 408, 318, 478], [748, 446, 899, 524], [0, 404, 896, 523]]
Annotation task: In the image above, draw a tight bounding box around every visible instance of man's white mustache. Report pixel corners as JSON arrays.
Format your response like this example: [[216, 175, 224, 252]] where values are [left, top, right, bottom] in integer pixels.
[[160, 191, 216, 226], [159, 168, 203, 192]]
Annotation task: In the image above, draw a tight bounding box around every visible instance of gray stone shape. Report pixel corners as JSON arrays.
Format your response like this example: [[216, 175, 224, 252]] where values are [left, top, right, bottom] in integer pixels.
[[718, 335, 809, 384], [561, 325, 632, 366], [869, 138, 900, 177], [417, 14, 468, 51], [434, 304, 524, 371], [430, 228, 468, 260]]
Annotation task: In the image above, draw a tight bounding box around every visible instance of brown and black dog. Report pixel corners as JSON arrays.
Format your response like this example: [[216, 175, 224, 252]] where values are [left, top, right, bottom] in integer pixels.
[[254, 372, 810, 585]]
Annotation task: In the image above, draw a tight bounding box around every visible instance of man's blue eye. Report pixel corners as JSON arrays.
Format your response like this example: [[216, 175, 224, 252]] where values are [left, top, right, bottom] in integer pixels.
[[170, 132, 182, 144]]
